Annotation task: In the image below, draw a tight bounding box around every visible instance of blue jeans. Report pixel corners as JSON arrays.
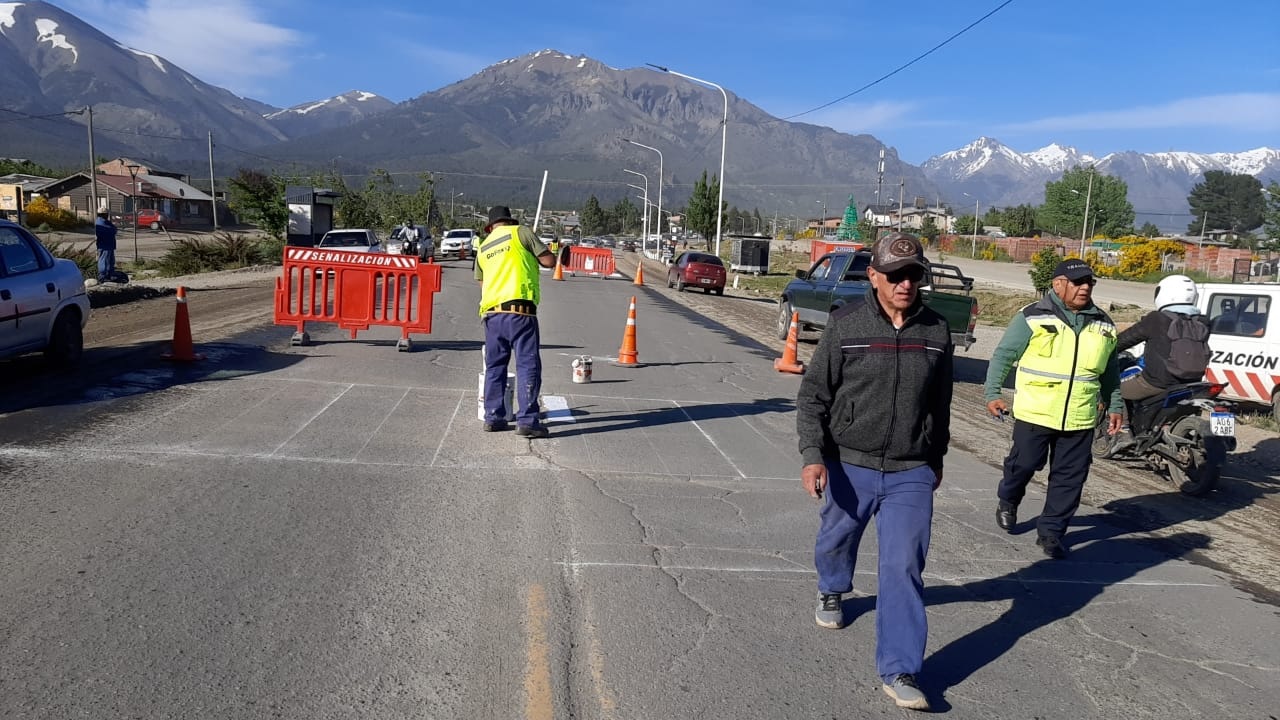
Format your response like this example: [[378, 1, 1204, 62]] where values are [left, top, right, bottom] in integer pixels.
[[97, 248, 116, 281], [482, 312, 542, 427], [815, 460, 935, 683]]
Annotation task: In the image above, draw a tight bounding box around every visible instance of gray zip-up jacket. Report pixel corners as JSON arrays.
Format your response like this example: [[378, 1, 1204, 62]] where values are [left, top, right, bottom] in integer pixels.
[[796, 293, 955, 473]]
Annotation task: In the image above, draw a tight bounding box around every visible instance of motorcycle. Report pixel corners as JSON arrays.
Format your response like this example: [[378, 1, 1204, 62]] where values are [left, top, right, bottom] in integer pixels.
[[1092, 354, 1236, 496]]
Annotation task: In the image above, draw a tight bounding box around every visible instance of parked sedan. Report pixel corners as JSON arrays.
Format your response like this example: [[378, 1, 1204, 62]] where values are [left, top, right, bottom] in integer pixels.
[[317, 229, 383, 253], [667, 251, 726, 295], [0, 219, 90, 366]]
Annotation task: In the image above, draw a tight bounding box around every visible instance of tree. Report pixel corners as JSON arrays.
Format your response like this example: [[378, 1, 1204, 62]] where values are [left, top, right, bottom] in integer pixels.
[[580, 195, 606, 235], [1263, 182, 1280, 246], [837, 195, 862, 240], [1138, 221, 1161, 238], [918, 215, 939, 242], [1041, 166, 1135, 241], [1001, 203, 1038, 237], [1187, 170, 1265, 239], [953, 214, 980, 236], [227, 168, 288, 239], [686, 170, 722, 247], [1028, 247, 1060, 294]]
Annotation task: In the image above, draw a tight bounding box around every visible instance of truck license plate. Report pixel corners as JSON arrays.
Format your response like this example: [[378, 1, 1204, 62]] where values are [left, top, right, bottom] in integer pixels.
[[1210, 412, 1235, 437]]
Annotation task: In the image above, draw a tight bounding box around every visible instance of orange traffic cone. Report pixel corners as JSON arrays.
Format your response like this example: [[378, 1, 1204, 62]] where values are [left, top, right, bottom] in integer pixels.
[[773, 311, 805, 374], [633, 262, 645, 286], [552, 259, 565, 281], [616, 296, 639, 366], [162, 285, 204, 362]]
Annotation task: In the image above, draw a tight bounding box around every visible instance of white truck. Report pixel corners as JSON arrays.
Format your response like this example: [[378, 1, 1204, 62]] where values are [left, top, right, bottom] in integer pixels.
[[1197, 282, 1280, 417]]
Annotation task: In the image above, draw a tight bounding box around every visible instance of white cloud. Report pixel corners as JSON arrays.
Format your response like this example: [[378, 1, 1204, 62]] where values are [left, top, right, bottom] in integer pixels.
[[1001, 93, 1280, 133], [784, 100, 922, 133], [59, 0, 301, 95]]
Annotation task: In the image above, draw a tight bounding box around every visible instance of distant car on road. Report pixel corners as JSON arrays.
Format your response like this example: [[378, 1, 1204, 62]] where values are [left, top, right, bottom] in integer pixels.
[[317, 229, 384, 254], [114, 209, 170, 230], [0, 219, 90, 366], [667, 251, 726, 295], [439, 229, 476, 259]]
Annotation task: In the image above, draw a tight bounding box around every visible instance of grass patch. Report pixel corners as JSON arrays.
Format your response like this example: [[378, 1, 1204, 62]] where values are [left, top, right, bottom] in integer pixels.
[[153, 232, 281, 277], [1238, 410, 1279, 434], [974, 289, 1149, 327], [725, 249, 812, 299]]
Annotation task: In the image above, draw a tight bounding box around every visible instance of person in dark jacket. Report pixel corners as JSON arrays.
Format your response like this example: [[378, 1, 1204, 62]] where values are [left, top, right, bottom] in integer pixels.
[[795, 231, 954, 712], [94, 212, 118, 283]]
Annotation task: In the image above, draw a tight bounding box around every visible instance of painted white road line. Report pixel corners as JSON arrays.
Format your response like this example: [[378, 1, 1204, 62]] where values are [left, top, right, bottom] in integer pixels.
[[543, 395, 575, 424]]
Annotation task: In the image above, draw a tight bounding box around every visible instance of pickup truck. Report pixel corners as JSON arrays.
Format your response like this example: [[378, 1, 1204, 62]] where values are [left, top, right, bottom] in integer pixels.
[[777, 251, 979, 350]]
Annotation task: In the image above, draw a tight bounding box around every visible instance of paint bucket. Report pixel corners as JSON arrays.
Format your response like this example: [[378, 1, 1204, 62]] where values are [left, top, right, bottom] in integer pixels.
[[477, 371, 517, 422], [571, 355, 593, 383]]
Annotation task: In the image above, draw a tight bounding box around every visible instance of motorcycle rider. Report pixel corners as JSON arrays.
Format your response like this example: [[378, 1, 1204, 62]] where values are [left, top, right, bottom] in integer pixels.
[[1112, 274, 1212, 449]]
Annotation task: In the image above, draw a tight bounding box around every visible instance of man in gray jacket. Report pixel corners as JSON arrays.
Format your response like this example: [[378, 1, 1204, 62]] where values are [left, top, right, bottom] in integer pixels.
[[795, 231, 954, 712]]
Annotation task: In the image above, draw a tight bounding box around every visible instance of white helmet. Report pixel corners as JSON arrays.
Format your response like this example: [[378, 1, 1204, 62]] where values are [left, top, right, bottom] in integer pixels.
[[1154, 274, 1198, 309]]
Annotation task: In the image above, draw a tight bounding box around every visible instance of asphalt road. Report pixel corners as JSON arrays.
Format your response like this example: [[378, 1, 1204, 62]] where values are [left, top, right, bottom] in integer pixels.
[[1, 255, 1278, 719]]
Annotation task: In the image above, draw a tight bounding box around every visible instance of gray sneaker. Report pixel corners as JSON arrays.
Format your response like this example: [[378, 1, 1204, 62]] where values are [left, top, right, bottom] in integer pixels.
[[882, 673, 930, 710], [814, 592, 843, 629]]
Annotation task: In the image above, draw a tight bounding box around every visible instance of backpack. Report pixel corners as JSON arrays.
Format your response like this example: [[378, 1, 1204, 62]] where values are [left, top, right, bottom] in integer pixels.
[[1165, 312, 1211, 382]]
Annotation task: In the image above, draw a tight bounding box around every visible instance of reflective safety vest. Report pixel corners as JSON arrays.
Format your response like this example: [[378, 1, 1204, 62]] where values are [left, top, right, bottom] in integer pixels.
[[1013, 297, 1117, 431], [477, 225, 540, 316]]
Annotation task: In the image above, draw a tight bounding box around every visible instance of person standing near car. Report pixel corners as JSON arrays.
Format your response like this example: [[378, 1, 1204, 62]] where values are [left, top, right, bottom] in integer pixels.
[[475, 206, 556, 437], [984, 258, 1123, 559], [796, 231, 954, 711], [94, 211, 118, 283]]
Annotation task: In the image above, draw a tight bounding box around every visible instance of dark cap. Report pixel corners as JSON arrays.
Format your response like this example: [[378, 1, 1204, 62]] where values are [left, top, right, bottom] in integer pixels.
[[870, 232, 926, 273], [1053, 258, 1094, 281], [484, 206, 517, 232]]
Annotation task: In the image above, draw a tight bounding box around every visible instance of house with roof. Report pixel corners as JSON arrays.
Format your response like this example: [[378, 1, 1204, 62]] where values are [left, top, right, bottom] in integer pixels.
[[0, 173, 56, 222], [34, 158, 217, 226]]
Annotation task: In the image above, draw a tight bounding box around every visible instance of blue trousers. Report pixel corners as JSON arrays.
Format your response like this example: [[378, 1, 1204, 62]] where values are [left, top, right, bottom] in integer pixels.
[[97, 248, 115, 281], [482, 312, 542, 427], [815, 460, 934, 683]]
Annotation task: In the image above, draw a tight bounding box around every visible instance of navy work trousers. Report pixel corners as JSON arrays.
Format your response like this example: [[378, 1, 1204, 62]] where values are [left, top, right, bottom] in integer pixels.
[[482, 312, 542, 428], [97, 248, 115, 281], [998, 420, 1093, 539], [815, 460, 935, 684]]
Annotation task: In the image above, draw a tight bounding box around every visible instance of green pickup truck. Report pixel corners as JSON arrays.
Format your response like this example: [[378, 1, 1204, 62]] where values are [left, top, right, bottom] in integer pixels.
[[777, 251, 979, 350]]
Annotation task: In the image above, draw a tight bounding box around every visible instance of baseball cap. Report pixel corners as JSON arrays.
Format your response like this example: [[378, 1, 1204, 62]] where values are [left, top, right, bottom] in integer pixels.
[[870, 232, 927, 273], [1052, 258, 1094, 281]]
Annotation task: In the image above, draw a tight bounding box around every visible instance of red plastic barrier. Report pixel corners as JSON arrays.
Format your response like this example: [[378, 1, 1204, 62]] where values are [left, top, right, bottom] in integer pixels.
[[564, 246, 617, 277], [274, 247, 443, 351]]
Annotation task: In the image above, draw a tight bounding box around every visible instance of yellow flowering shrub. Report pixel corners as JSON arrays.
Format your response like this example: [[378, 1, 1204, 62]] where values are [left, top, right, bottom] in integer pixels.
[[24, 196, 82, 231]]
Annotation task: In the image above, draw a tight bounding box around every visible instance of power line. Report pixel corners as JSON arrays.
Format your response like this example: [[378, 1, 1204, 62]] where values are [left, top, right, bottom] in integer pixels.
[[0, 106, 84, 125], [779, 0, 1017, 122]]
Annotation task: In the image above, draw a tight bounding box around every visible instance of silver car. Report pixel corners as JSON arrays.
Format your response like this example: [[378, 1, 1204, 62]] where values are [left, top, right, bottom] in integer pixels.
[[0, 220, 90, 366], [318, 229, 384, 253]]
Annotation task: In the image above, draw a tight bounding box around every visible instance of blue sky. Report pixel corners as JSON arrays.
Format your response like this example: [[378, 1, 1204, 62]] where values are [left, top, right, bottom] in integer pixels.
[[57, 0, 1280, 164]]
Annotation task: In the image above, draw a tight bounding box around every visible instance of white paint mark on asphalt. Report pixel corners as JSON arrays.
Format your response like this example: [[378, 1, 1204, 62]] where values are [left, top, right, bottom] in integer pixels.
[[269, 383, 353, 456], [430, 392, 466, 467], [542, 395, 575, 424], [675, 400, 745, 478], [554, 561, 1224, 588], [356, 387, 410, 462]]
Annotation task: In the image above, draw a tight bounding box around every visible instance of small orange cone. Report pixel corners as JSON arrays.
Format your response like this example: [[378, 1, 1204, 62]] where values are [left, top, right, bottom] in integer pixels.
[[773, 311, 805, 374], [616, 296, 639, 366], [633, 262, 645, 286], [162, 285, 204, 362], [552, 259, 565, 281]]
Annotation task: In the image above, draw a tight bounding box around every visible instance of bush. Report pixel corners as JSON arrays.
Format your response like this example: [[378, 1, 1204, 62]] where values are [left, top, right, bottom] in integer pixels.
[[41, 236, 97, 278], [255, 233, 286, 264], [153, 232, 270, 277], [25, 197, 83, 231], [1028, 247, 1059, 293]]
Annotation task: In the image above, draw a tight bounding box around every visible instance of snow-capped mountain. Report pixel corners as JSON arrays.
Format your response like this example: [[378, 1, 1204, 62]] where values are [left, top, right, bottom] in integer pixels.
[[923, 138, 1280, 231], [264, 90, 395, 139], [0, 0, 286, 164]]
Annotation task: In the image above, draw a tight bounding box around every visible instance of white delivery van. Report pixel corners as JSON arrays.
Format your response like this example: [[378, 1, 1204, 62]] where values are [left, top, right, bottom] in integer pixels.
[[1197, 282, 1280, 415]]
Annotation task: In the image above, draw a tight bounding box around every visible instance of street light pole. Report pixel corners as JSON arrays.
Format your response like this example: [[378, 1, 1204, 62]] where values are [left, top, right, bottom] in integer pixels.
[[451, 191, 464, 221], [126, 163, 141, 263], [622, 138, 663, 249], [623, 169, 649, 252], [649, 64, 727, 256], [963, 192, 979, 257]]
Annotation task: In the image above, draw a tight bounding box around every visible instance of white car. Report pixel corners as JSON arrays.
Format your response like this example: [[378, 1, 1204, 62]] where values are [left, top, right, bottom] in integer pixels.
[[318, 229, 384, 253], [0, 219, 90, 366], [439, 229, 476, 259]]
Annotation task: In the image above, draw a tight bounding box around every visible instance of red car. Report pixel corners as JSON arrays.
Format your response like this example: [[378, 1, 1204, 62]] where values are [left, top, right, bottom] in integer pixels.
[[667, 251, 727, 295], [134, 209, 170, 230]]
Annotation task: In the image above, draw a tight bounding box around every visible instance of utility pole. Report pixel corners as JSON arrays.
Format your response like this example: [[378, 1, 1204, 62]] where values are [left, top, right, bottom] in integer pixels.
[[876, 148, 885, 214], [897, 178, 905, 231], [207, 131, 218, 231], [86, 105, 98, 217], [1079, 168, 1094, 257]]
